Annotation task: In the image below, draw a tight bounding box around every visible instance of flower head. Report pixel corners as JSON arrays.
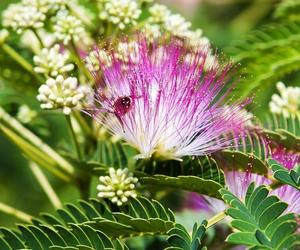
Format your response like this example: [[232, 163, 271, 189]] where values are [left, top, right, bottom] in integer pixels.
[[269, 81, 300, 118], [99, 0, 141, 30], [37, 75, 85, 115], [34, 44, 74, 77], [2, 3, 45, 34], [97, 168, 138, 206], [53, 10, 84, 45], [85, 37, 249, 160]]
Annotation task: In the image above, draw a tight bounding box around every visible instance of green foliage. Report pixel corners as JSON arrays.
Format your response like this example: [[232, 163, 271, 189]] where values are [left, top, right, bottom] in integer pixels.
[[220, 183, 300, 249], [137, 156, 224, 198], [89, 139, 137, 173], [213, 150, 269, 175], [166, 222, 207, 250], [262, 114, 300, 151], [227, 20, 300, 98], [274, 0, 300, 20], [0, 197, 177, 249], [268, 159, 300, 190]]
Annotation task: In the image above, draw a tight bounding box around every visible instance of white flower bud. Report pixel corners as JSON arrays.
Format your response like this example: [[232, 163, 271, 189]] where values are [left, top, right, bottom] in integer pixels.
[[99, 0, 141, 30], [34, 44, 74, 77], [97, 168, 139, 206], [269, 82, 300, 118], [37, 75, 86, 114], [148, 4, 171, 24], [2, 3, 45, 34], [53, 10, 85, 45]]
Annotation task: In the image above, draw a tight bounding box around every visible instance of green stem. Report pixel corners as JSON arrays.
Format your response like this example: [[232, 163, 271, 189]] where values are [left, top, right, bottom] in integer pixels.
[[31, 29, 44, 48], [65, 114, 83, 160], [0, 107, 74, 175], [0, 122, 71, 181], [206, 211, 227, 228], [73, 110, 93, 137], [0, 202, 33, 223], [70, 39, 94, 83], [29, 162, 62, 209], [2, 44, 43, 83]]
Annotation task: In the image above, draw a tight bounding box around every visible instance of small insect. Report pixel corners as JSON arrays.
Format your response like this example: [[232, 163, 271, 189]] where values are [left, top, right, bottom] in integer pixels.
[[113, 96, 133, 117]]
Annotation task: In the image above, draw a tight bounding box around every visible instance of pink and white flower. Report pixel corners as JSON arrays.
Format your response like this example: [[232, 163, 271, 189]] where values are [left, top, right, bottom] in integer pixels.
[[85, 37, 249, 160]]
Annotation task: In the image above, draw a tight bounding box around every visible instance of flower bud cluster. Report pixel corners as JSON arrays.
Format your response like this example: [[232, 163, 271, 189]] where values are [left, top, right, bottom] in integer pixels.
[[2, 3, 45, 34], [34, 44, 74, 77], [99, 0, 141, 30], [97, 168, 138, 206], [269, 81, 300, 118], [37, 75, 85, 115], [53, 10, 84, 45]]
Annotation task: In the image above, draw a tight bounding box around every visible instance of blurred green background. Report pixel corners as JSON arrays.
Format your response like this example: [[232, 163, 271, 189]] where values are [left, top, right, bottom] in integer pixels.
[[0, 0, 294, 228]]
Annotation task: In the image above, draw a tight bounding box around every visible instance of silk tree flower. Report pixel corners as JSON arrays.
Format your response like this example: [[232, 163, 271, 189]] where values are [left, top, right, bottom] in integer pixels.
[[85, 37, 249, 160], [34, 44, 74, 77], [185, 171, 300, 216], [271, 144, 300, 170], [269, 81, 300, 118]]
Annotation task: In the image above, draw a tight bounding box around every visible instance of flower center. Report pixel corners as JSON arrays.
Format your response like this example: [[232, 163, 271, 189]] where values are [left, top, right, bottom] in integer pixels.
[[113, 96, 132, 117]]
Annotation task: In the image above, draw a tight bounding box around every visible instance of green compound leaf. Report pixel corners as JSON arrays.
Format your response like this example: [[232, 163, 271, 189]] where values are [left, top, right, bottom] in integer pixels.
[[213, 150, 269, 175], [137, 156, 224, 198], [262, 114, 300, 152], [166, 222, 207, 250], [226, 20, 300, 99], [0, 197, 177, 249], [220, 183, 300, 249], [274, 0, 300, 20], [268, 159, 300, 190]]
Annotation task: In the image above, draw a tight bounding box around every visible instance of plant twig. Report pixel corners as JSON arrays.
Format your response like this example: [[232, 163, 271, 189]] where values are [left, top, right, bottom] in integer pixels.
[[31, 29, 45, 48], [70, 39, 94, 83], [0, 202, 33, 223], [30, 162, 62, 209], [2, 44, 43, 83], [65, 114, 83, 160], [0, 107, 74, 175], [206, 211, 227, 228]]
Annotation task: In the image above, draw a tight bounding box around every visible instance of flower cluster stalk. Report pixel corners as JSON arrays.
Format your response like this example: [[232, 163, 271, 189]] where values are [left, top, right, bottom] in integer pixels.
[[0, 202, 32, 223], [0, 107, 74, 177], [1, 43, 43, 83], [29, 162, 62, 209]]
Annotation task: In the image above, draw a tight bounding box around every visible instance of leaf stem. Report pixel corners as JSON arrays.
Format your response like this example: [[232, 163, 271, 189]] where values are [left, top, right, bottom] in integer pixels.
[[65, 114, 83, 160], [0, 107, 74, 175], [31, 29, 45, 48], [0, 202, 33, 223], [73, 110, 93, 137], [29, 162, 62, 209], [1, 44, 43, 83], [69, 39, 94, 83], [206, 211, 227, 228]]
